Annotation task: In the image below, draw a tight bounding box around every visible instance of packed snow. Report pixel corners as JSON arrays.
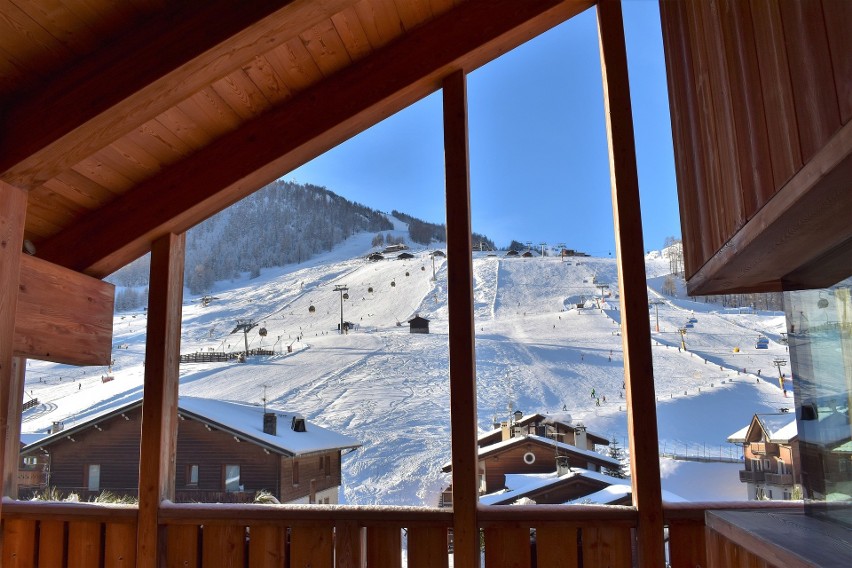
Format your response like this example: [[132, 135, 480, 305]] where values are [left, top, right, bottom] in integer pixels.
[[21, 220, 794, 506]]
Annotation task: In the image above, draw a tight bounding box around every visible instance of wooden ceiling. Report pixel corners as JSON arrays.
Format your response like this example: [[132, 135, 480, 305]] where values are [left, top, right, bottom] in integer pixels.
[[1, 0, 592, 278]]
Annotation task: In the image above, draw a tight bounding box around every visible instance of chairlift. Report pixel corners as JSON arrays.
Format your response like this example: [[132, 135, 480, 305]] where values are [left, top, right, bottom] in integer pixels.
[[391, 281, 396, 287], [368, 287, 374, 293], [405, 271, 410, 277], [343, 293, 349, 300], [259, 327, 268, 337], [309, 305, 316, 313]]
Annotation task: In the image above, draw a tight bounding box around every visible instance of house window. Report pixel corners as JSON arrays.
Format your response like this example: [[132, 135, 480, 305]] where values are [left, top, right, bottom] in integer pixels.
[[23, 456, 37, 466], [87, 464, 100, 492], [324, 455, 331, 477], [292, 461, 299, 485], [187, 464, 199, 486], [224, 464, 240, 491]]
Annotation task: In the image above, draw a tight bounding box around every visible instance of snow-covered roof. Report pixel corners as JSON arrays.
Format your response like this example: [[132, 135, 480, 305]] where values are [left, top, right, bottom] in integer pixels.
[[22, 396, 360, 457], [480, 468, 629, 505], [566, 484, 688, 505], [727, 413, 797, 444], [478, 413, 609, 444], [479, 435, 620, 467]]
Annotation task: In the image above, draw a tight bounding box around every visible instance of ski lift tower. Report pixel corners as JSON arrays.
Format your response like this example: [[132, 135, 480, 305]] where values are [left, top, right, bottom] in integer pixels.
[[334, 285, 349, 334], [231, 319, 258, 360], [539, 242, 547, 257], [773, 358, 788, 392], [597, 283, 610, 307], [557, 243, 567, 262], [649, 300, 665, 332]]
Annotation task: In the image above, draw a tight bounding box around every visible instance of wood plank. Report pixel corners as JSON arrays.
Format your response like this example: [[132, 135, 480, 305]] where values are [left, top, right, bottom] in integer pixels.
[[0, 181, 27, 519], [165, 524, 200, 568], [779, 0, 841, 163], [0, 0, 360, 189], [534, 524, 579, 568], [2, 518, 37, 567], [596, 2, 664, 566], [407, 526, 448, 568], [667, 520, 706, 568], [749, 0, 802, 190], [241, 54, 294, 106], [201, 524, 247, 567], [366, 526, 401, 568], [104, 522, 137, 568], [290, 525, 334, 568], [353, 0, 404, 49], [442, 69, 479, 568], [484, 526, 531, 568], [331, 7, 374, 62], [36, 0, 593, 278], [822, 0, 852, 124], [300, 18, 352, 78], [247, 524, 285, 568], [136, 233, 186, 568], [719, 0, 774, 214], [658, 0, 704, 277], [67, 520, 102, 567], [264, 36, 325, 93], [211, 69, 274, 121], [335, 520, 363, 568], [2, 357, 25, 498], [393, 0, 433, 32], [37, 520, 67, 568], [580, 527, 632, 568], [13, 254, 114, 366]]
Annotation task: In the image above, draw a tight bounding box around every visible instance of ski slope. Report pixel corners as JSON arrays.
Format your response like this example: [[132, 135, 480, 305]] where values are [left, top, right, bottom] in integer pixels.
[[21, 226, 792, 506]]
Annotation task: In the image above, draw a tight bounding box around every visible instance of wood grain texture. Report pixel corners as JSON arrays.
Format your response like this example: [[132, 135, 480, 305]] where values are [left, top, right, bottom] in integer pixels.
[[165, 524, 200, 568], [443, 69, 479, 568], [35, 0, 592, 278], [68, 521, 102, 567], [334, 520, 363, 568], [201, 524, 247, 568], [484, 526, 531, 568], [407, 526, 449, 568], [13, 254, 114, 365], [668, 520, 707, 568], [1, 518, 37, 568], [597, 2, 664, 565], [0, 0, 360, 189], [37, 520, 66, 568], [2, 357, 25, 498], [822, 0, 852, 124], [247, 524, 285, 568], [581, 526, 632, 568], [104, 522, 137, 568], [290, 525, 334, 568], [535, 524, 580, 568], [136, 233, 185, 568], [366, 526, 401, 567]]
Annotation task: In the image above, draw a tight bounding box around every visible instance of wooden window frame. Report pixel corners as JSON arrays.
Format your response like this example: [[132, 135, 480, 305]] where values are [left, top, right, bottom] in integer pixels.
[[223, 464, 240, 492], [186, 464, 199, 487]]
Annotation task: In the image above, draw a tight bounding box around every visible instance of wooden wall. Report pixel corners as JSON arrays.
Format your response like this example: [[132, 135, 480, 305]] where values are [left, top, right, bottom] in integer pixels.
[[660, 0, 852, 294]]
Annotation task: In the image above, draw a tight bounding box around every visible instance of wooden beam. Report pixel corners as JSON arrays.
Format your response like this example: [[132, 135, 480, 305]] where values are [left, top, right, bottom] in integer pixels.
[[1, 357, 25, 499], [596, 1, 665, 566], [0, 181, 27, 521], [13, 255, 114, 366], [443, 70, 479, 568], [136, 233, 185, 568], [36, 0, 592, 277], [0, 0, 358, 189]]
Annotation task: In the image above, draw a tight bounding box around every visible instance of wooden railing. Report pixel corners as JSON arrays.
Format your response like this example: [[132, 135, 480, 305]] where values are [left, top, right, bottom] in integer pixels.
[[0, 500, 806, 567]]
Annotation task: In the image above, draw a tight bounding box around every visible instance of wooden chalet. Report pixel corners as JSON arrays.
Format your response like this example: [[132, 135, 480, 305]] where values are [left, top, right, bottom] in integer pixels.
[[727, 413, 800, 502], [479, 411, 610, 450], [408, 315, 430, 334], [19, 397, 359, 505], [1, 1, 849, 567], [480, 470, 625, 506]]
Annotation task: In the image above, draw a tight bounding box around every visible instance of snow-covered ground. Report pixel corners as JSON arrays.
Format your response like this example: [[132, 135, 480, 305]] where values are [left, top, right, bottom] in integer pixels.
[[21, 225, 793, 506]]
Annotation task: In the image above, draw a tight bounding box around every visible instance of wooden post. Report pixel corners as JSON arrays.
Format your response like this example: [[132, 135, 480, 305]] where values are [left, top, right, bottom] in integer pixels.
[[443, 69, 480, 568], [136, 232, 185, 567], [2, 357, 25, 499], [596, 1, 665, 565], [0, 182, 27, 521]]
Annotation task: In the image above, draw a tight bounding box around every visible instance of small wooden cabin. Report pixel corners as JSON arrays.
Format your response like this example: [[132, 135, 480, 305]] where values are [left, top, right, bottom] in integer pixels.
[[408, 316, 430, 334], [20, 397, 359, 504]]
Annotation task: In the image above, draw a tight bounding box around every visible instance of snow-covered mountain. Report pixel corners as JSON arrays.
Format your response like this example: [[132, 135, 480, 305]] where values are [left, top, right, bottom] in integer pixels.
[[22, 221, 792, 505]]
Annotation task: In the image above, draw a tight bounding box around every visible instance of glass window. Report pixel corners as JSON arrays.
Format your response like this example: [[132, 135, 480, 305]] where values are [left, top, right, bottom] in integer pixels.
[[87, 464, 100, 492], [292, 461, 299, 485], [188, 464, 199, 486], [224, 464, 240, 491], [786, 277, 852, 528]]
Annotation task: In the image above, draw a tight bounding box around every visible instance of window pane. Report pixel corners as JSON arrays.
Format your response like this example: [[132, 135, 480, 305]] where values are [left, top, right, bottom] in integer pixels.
[[225, 464, 240, 491], [189, 464, 198, 485], [87, 464, 100, 492]]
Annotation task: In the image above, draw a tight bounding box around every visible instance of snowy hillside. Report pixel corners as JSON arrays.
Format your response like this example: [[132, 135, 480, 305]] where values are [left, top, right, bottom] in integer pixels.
[[22, 222, 793, 505]]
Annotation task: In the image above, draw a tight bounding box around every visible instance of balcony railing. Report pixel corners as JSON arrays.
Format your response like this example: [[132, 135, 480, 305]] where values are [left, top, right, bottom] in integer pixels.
[[764, 472, 794, 486], [739, 469, 765, 482], [749, 442, 779, 455], [0, 500, 805, 567]]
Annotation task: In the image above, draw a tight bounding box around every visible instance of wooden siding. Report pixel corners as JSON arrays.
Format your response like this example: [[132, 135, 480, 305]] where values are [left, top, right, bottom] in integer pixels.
[[661, 0, 852, 294]]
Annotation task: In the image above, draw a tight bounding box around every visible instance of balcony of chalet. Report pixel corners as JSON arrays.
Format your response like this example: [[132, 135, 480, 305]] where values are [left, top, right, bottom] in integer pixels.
[[1, 0, 850, 567]]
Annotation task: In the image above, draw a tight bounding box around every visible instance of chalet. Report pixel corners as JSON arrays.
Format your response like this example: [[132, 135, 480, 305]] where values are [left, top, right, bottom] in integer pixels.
[[728, 414, 800, 501], [408, 315, 430, 334], [505, 250, 520, 257], [479, 411, 609, 450], [367, 252, 384, 262], [382, 244, 408, 254], [20, 397, 359, 504], [1, 0, 850, 566], [396, 252, 415, 260], [521, 251, 535, 258], [431, 250, 446, 258]]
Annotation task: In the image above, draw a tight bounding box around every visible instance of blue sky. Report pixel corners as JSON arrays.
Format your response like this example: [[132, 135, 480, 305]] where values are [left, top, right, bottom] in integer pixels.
[[287, 1, 679, 254]]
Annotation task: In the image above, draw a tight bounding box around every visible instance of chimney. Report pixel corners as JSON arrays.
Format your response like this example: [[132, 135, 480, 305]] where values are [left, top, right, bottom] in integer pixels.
[[513, 410, 523, 422], [263, 412, 277, 435], [501, 421, 511, 441], [291, 415, 306, 432], [574, 423, 587, 449], [556, 455, 572, 476]]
